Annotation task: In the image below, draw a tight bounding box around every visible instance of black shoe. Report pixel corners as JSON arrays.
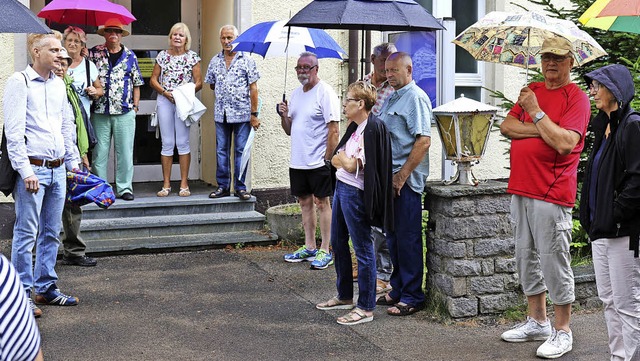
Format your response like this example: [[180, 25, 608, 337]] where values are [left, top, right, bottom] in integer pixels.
[[62, 255, 97, 267], [235, 190, 251, 200], [121, 192, 134, 201], [209, 187, 230, 198]]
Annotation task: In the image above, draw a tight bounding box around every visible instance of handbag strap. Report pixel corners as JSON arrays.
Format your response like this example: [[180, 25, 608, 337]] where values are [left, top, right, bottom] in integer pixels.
[[85, 57, 90, 89]]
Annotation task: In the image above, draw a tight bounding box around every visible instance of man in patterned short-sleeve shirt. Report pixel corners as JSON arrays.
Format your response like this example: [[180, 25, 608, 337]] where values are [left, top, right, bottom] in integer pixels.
[[205, 24, 260, 201]]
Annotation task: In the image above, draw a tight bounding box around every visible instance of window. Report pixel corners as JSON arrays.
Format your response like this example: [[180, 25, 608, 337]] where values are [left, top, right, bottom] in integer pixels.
[[452, 0, 484, 101], [132, 0, 181, 35]]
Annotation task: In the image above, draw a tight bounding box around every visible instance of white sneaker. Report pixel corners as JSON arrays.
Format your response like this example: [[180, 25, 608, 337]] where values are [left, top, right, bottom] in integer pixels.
[[536, 328, 573, 359], [501, 316, 551, 342]]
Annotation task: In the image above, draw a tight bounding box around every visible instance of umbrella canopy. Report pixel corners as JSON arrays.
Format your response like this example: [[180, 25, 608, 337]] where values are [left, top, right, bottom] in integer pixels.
[[453, 11, 607, 70], [286, 0, 444, 31], [0, 0, 51, 34], [579, 0, 640, 34], [38, 0, 136, 27], [232, 20, 346, 59]]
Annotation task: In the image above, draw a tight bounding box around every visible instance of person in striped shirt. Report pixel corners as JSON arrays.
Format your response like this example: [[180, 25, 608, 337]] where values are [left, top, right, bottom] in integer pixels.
[[0, 255, 43, 361]]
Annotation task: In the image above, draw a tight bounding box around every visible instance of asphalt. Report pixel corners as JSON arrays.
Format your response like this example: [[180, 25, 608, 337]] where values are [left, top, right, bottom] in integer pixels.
[[5, 245, 609, 361]]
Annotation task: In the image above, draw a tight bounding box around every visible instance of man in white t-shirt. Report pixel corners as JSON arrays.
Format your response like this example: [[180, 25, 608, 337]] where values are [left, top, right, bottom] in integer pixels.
[[278, 52, 340, 270]]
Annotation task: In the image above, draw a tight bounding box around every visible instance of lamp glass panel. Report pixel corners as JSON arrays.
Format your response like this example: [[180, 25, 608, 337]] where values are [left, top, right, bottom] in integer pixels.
[[435, 114, 459, 159], [458, 113, 492, 160]]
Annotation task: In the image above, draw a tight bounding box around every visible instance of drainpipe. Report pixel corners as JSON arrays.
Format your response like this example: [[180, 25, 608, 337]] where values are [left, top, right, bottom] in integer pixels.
[[364, 30, 371, 75], [348, 30, 358, 84]]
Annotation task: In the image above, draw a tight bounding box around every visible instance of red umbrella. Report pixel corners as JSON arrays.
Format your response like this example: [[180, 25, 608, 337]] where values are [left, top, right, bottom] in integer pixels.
[[38, 0, 135, 27]]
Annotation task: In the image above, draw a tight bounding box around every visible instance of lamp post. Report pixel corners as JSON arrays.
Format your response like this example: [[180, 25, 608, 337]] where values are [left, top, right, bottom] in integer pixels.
[[433, 95, 498, 185]]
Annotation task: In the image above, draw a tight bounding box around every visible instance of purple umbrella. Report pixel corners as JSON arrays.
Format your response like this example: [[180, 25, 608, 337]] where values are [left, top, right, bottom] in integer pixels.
[[38, 0, 136, 27]]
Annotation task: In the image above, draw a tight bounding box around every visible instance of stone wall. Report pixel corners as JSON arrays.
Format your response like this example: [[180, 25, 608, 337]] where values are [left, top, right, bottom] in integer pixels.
[[424, 180, 601, 319], [425, 180, 521, 318]]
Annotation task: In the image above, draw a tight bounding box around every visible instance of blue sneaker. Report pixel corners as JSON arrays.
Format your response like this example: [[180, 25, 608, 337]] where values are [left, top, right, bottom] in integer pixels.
[[35, 285, 78, 306], [284, 246, 317, 263], [310, 249, 334, 270]]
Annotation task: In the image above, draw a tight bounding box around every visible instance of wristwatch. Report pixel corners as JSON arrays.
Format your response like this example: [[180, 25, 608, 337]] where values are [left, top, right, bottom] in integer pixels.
[[251, 112, 259, 117], [533, 111, 545, 124]]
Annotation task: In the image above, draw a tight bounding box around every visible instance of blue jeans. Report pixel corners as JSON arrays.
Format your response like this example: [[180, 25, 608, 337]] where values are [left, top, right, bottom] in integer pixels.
[[386, 183, 425, 306], [12, 165, 66, 293], [215, 121, 251, 191], [331, 181, 376, 311]]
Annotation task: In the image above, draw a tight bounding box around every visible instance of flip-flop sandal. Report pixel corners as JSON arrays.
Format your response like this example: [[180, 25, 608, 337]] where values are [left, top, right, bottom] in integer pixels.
[[337, 308, 373, 325], [387, 303, 425, 316], [376, 294, 398, 306], [316, 297, 355, 310]]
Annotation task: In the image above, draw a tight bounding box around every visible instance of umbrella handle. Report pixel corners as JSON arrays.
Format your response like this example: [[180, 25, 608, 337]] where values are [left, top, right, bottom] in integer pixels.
[[276, 94, 286, 116]]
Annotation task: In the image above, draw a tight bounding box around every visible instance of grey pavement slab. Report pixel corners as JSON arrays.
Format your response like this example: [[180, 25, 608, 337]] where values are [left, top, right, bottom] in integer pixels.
[[31, 248, 610, 361]]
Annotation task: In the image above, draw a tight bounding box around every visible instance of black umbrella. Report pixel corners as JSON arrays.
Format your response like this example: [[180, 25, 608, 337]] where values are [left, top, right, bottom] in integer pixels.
[[1, 0, 52, 33], [287, 0, 444, 78], [287, 0, 444, 31]]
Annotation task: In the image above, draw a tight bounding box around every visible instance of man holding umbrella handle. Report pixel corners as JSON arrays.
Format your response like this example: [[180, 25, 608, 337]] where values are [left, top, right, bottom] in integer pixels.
[[499, 36, 591, 359]]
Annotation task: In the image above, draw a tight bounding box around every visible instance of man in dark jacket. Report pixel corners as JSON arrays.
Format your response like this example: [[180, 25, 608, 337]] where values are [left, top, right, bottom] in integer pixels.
[[580, 64, 640, 361]]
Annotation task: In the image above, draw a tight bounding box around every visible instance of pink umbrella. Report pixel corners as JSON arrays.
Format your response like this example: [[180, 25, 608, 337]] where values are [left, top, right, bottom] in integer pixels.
[[38, 0, 136, 26]]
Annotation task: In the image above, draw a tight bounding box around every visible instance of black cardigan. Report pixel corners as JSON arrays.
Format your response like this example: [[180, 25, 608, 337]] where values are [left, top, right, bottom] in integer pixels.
[[333, 114, 394, 232]]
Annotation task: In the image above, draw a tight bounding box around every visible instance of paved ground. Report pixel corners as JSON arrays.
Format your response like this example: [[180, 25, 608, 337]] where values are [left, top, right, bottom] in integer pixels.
[[17, 246, 611, 361]]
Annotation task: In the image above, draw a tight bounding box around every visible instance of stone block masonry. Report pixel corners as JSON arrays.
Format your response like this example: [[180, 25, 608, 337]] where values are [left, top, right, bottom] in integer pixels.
[[425, 180, 523, 318], [424, 180, 600, 319]]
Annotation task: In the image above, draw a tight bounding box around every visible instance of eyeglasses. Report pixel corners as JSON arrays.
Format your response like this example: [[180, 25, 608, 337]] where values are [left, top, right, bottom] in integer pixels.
[[104, 28, 123, 34], [541, 54, 569, 62], [344, 98, 360, 103], [294, 65, 317, 72], [589, 81, 601, 93], [65, 39, 82, 45]]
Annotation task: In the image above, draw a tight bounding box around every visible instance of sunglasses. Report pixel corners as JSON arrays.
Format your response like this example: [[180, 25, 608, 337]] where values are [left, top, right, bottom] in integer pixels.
[[104, 28, 123, 34]]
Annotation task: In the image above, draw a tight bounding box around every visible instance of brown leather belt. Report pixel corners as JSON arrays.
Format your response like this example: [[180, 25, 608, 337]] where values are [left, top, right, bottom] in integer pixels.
[[29, 157, 64, 168]]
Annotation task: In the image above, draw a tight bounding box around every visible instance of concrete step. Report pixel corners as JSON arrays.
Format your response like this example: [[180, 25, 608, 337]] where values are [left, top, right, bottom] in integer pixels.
[[82, 194, 256, 220], [79, 211, 266, 241], [84, 230, 278, 255]]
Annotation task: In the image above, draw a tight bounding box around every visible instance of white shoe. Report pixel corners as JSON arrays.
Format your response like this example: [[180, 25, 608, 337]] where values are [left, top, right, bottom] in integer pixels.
[[501, 316, 551, 342], [536, 328, 573, 359]]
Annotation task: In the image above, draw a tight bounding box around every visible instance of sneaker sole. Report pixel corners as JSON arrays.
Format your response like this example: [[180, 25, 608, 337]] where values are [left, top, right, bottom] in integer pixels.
[[536, 346, 572, 359], [501, 335, 550, 343], [284, 257, 314, 263]]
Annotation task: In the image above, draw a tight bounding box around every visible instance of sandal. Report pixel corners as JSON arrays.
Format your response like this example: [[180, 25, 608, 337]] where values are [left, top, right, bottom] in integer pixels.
[[179, 187, 191, 197], [376, 294, 398, 306], [156, 187, 171, 197], [387, 302, 424, 316], [316, 297, 354, 310], [337, 308, 373, 325]]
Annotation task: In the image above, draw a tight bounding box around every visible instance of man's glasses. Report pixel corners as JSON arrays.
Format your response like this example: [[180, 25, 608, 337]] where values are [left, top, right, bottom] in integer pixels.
[[541, 54, 569, 63], [104, 28, 123, 34], [294, 65, 317, 72], [344, 98, 360, 103]]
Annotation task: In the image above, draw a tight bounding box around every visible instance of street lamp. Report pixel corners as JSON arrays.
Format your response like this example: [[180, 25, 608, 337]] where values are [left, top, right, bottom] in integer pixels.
[[433, 95, 498, 185]]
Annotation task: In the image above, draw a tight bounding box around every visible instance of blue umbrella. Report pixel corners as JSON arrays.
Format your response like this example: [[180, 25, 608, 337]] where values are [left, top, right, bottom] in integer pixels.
[[66, 169, 115, 209], [232, 20, 346, 109], [232, 20, 346, 59]]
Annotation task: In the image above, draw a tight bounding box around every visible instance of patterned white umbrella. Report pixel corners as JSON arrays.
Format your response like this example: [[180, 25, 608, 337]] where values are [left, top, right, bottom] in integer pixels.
[[453, 11, 607, 71]]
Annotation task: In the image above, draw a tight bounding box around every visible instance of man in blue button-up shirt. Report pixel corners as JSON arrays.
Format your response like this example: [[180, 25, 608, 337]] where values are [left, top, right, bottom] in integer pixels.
[[3, 34, 82, 317], [376, 52, 431, 317], [205, 25, 260, 201]]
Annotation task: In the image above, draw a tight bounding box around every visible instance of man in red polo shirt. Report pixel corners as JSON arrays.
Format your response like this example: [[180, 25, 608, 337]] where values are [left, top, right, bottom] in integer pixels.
[[499, 36, 591, 359]]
